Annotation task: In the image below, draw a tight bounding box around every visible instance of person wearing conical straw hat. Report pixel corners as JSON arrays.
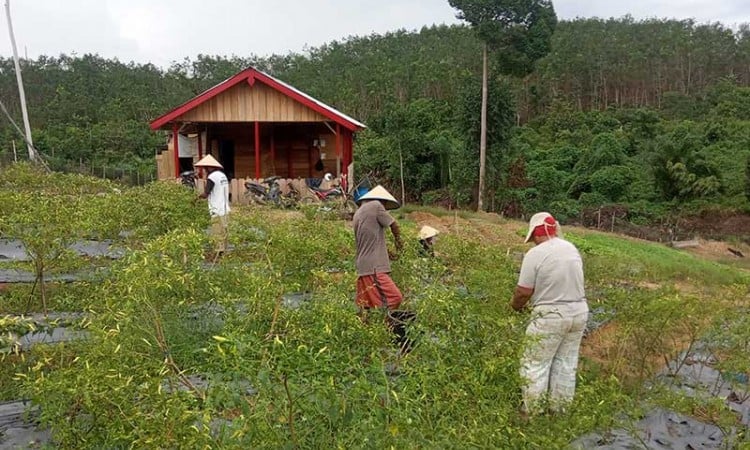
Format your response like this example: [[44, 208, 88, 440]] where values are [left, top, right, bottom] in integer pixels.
[[418, 225, 439, 257], [194, 155, 230, 259], [511, 212, 588, 418], [353, 185, 414, 353]]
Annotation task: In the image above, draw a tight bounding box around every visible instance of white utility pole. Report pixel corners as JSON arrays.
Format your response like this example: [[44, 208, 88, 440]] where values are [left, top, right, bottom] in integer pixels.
[[5, 0, 34, 161]]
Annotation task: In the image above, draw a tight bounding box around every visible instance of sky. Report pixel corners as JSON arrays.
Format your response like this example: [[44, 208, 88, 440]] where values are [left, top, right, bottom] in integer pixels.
[[0, 0, 748, 68]]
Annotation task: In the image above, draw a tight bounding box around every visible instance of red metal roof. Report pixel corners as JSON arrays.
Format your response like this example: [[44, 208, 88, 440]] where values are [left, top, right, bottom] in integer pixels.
[[149, 67, 366, 131]]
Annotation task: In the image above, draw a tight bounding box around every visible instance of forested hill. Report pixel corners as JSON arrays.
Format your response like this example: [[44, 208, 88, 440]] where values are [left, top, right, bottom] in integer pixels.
[[0, 18, 749, 226], [270, 18, 750, 123]]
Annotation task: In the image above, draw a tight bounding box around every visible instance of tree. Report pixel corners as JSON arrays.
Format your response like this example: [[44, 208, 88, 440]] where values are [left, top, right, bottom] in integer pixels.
[[456, 75, 516, 206], [355, 99, 462, 201], [448, 0, 557, 211], [652, 122, 723, 201]]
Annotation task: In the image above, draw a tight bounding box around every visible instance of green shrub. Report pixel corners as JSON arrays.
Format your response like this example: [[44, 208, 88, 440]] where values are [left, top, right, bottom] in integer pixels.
[[7, 190, 747, 448]]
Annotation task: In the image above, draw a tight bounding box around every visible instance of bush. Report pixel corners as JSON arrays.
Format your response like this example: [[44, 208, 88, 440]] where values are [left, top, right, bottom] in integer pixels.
[[589, 165, 635, 202], [119, 181, 209, 240]]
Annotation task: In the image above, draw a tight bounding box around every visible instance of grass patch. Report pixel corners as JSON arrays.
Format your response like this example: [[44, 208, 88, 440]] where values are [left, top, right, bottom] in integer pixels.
[[567, 231, 749, 287]]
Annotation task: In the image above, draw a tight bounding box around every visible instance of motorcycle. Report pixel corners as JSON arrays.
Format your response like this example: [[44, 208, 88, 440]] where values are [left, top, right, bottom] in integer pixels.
[[180, 170, 196, 189], [244, 176, 297, 207], [301, 184, 358, 218]]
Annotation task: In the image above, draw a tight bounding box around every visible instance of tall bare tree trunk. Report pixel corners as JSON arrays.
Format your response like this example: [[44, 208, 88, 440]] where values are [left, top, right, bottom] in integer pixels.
[[478, 43, 488, 212], [399, 148, 405, 205], [4, 0, 34, 161]]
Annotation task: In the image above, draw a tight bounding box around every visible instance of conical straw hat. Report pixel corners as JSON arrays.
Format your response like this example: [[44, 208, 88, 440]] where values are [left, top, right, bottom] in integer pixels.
[[194, 154, 223, 169], [356, 185, 400, 210], [419, 225, 439, 240]]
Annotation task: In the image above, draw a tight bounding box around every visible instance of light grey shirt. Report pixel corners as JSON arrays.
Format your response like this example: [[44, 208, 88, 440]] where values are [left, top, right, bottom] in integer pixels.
[[518, 237, 587, 312]]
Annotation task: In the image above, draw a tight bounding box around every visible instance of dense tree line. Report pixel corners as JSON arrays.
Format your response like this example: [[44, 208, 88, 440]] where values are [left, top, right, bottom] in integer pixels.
[[528, 18, 750, 118], [0, 17, 748, 221], [511, 82, 750, 220]]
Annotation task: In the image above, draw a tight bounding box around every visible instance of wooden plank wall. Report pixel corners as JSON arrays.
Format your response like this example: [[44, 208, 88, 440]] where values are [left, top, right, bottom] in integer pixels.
[[159, 144, 337, 181], [246, 145, 338, 179], [157, 126, 343, 181], [156, 147, 175, 180], [179, 82, 330, 123], [195, 177, 267, 206], [229, 130, 338, 179]]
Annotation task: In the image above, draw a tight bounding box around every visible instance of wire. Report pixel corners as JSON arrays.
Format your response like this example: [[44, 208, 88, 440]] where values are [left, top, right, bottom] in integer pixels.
[[0, 97, 50, 171]]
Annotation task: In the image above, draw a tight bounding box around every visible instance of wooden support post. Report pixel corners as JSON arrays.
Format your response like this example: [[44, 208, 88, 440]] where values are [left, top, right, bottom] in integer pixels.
[[254, 121, 261, 179], [196, 127, 203, 178], [270, 126, 275, 174], [335, 123, 341, 177], [342, 130, 352, 186], [172, 123, 180, 178]]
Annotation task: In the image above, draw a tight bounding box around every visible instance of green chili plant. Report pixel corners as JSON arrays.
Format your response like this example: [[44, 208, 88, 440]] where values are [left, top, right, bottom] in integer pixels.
[[0, 192, 89, 314]]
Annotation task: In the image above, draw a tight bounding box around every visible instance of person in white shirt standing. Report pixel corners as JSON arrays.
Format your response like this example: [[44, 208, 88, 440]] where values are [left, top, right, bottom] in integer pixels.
[[511, 212, 588, 417], [194, 155, 231, 259]]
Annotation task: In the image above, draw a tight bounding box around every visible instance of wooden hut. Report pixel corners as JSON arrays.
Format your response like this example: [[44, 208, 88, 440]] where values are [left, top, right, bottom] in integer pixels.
[[150, 67, 365, 188]]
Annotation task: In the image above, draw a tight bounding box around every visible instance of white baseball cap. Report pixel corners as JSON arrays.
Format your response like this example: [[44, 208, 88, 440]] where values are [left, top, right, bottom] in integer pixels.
[[524, 212, 562, 243]]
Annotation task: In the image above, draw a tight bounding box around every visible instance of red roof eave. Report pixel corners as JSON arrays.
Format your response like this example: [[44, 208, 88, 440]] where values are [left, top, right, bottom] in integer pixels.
[[149, 67, 364, 132], [149, 68, 253, 131]]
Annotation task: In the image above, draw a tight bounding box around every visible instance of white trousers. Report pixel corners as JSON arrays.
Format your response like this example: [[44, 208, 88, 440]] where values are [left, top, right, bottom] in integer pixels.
[[520, 307, 588, 414]]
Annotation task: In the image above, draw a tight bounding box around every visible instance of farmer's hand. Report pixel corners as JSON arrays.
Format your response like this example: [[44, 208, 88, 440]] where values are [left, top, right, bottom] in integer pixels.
[[388, 249, 399, 261]]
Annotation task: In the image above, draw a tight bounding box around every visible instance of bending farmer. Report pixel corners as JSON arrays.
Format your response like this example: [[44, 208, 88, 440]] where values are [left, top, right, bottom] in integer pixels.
[[511, 212, 588, 416], [194, 155, 231, 259], [418, 225, 439, 258]]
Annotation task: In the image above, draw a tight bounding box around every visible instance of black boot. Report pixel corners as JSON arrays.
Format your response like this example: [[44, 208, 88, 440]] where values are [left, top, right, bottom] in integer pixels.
[[388, 310, 416, 354]]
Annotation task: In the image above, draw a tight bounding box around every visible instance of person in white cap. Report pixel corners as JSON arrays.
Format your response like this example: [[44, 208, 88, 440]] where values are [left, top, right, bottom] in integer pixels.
[[352, 185, 414, 352], [418, 225, 440, 257], [194, 155, 231, 258], [511, 212, 588, 416]]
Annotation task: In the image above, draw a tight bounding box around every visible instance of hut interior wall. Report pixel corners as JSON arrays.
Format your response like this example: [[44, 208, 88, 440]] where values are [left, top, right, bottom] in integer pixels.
[[202, 123, 340, 180]]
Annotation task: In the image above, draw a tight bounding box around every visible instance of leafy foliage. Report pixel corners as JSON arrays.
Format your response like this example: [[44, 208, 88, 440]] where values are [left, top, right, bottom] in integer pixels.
[[449, 0, 558, 76], [0, 17, 748, 220], [356, 99, 462, 202], [0, 170, 747, 447], [1, 15, 750, 445]]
